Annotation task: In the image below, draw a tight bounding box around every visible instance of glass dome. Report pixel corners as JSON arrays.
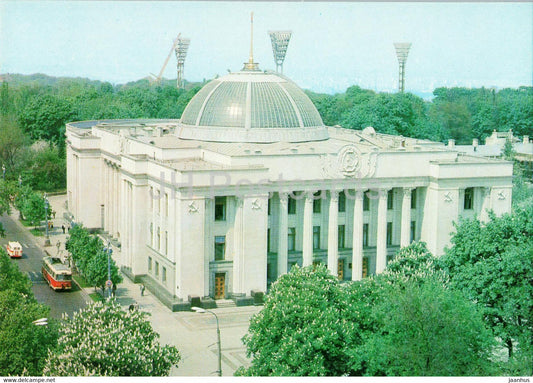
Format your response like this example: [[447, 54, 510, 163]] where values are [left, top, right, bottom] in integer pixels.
[[177, 71, 329, 143]]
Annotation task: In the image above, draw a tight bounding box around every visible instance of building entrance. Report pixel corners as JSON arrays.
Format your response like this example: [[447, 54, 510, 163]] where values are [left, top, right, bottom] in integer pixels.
[[338, 259, 344, 280], [214, 273, 225, 299]]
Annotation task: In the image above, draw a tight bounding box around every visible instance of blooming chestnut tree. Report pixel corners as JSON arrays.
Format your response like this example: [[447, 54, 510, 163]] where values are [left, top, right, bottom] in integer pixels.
[[44, 300, 180, 376]]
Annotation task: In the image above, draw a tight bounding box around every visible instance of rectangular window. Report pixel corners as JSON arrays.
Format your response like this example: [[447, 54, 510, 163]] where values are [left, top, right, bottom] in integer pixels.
[[338, 191, 346, 213], [410, 221, 416, 243], [386, 222, 393, 246], [268, 198, 272, 216], [338, 225, 345, 249], [215, 197, 227, 221], [288, 196, 297, 215], [164, 231, 168, 255], [150, 223, 153, 247], [164, 193, 169, 217], [288, 227, 296, 251], [313, 192, 322, 213], [411, 188, 417, 209], [363, 192, 370, 211], [464, 187, 474, 210], [267, 263, 274, 280], [363, 223, 369, 247], [267, 229, 271, 252], [362, 257, 369, 278], [387, 189, 394, 210], [162, 267, 167, 283], [150, 187, 154, 211], [214, 236, 226, 261], [157, 227, 161, 251], [148, 256, 152, 271], [313, 226, 320, 249], [155, 261, 159, 277]]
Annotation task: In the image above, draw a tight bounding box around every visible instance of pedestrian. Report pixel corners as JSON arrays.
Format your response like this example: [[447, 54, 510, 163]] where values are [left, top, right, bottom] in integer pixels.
[[67, 225, 70, 233], [112, 284, 117, 297], [140, 284, 145, 296], [61, 224, 65, 234]]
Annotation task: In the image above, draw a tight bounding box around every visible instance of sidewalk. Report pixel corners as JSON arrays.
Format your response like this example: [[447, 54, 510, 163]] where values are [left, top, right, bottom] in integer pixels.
[[41, 194, 260, 376]]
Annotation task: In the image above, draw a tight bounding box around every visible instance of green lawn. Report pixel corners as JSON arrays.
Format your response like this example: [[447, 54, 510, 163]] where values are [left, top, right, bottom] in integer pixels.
[[72, 274, 90, 288], [89, 292, 104, 303], [29, 228, 44, 237]]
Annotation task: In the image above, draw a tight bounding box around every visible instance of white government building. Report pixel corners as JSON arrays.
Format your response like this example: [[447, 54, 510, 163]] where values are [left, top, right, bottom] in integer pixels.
[[66, 55, 513, 308]]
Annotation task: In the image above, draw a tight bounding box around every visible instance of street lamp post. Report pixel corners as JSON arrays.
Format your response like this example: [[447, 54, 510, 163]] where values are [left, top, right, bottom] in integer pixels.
[[104, 242, 113, 299], [191, 307, 222, 376], [44, 193, 50, 246]]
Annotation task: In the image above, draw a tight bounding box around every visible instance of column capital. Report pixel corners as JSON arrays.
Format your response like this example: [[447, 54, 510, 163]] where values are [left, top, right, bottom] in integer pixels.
[[402, 187, 414, 197], [354, 189, 365, 200], [330, 189, 340, 201], [378, 188, 391, 199]]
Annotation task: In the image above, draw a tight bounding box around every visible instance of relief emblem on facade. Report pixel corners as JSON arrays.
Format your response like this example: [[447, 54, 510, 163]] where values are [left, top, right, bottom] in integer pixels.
[[321, 144, 378, 179]]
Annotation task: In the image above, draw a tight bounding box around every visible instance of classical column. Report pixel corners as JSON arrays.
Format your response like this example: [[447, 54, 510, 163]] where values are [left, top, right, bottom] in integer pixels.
[[352, 190, 364, 281], [400, 187, 413, 248], [302, 192, 314, 267], [233, 197, 245, 295], [376, 188, 389, 274], [277, 193, 288, 276], [479, 187, 491, 222], [327, 190, 339, 276]]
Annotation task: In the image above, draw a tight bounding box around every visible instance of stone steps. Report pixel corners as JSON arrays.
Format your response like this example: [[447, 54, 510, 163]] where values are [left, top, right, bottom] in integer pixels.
[[216, 299, 236, 309]]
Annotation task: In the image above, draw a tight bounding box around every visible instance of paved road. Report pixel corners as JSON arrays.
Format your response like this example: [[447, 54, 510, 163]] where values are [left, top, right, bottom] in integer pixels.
[[0, 212, 87, 319]]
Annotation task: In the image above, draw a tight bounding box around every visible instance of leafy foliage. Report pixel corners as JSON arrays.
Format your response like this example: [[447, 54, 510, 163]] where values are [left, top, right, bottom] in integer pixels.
[[19, 191, 51, 227], [84, 248, 123, 294], [66, 225, 121, 293], [237, 265, 356, 376], [362, 280, 495, 376], [382, 241, 447, 285], [307, 85, 532, 143], [0, 249, 59, 376], [43, 300, 180, 376], [442, 202, 533, 369]]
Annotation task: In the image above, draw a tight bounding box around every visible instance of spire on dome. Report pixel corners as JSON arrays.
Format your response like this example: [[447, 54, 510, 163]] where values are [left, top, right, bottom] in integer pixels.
[[243, 12, 260, 71]]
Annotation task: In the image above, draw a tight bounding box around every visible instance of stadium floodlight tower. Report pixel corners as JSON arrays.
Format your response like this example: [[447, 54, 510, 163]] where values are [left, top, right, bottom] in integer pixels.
[[394, 42, 412, 93], [268, 30, 292, 74], [175, 37, 191, 89]]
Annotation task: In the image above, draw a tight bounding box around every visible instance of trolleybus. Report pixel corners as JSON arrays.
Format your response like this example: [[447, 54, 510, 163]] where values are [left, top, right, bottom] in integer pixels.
[[42, 256, 72, 290]]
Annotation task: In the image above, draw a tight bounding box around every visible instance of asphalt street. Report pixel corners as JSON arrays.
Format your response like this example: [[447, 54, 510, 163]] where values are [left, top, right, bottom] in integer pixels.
[[0, 212, 87, 319]]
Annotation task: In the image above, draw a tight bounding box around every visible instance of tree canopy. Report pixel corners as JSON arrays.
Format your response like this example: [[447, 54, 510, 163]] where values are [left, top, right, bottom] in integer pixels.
[[0, 249, 59, 376], [44, 300, 180, 376], [441, 202, 533, 365]]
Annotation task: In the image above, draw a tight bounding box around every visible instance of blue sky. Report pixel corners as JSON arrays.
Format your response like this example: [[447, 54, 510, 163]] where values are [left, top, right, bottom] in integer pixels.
[[1, 1, 531, 94]]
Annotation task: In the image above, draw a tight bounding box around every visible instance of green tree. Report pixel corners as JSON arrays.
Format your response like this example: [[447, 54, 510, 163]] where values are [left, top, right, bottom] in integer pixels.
[[237, 265, 356, 376], [442, 203, 533, 366], [0, 115, 29, 175], [17, 94, 72, 147], [363, 280, 495, 376], [84, 248, 123, 295], [44, 300, 180, 376], [382, 241, 447, 285], [27, 145, 66, 191], [0, 248, 32, 295], [20, 191, 49, 228], [0, 249, 59, 376]]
